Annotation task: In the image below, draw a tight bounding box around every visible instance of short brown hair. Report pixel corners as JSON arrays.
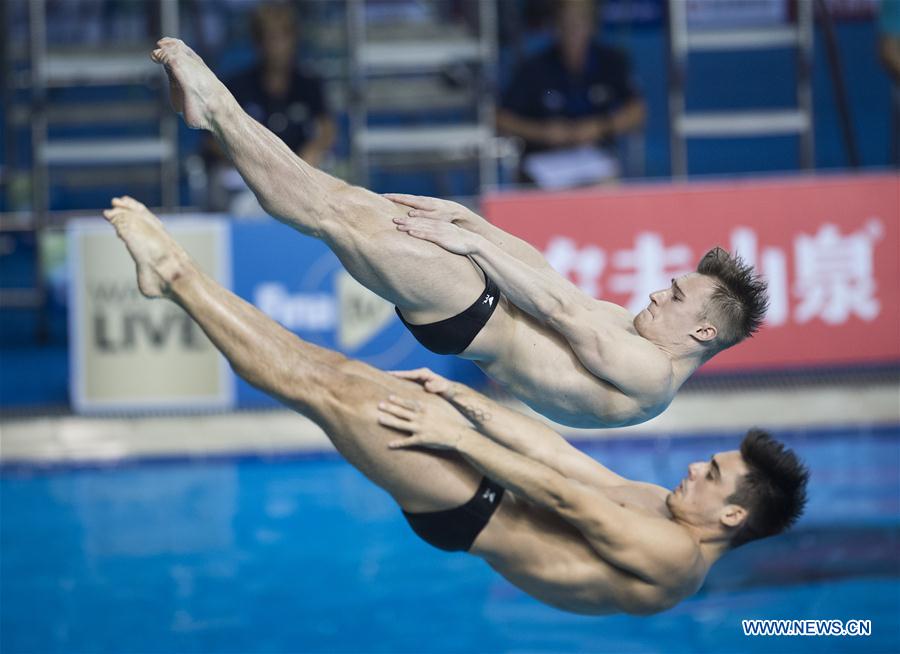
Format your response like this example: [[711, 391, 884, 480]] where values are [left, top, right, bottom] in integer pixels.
[[696, 247, 769, 351], [728, 429, 809, 548]]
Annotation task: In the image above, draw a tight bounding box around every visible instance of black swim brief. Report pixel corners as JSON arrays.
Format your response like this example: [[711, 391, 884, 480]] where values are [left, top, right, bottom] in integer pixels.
[[403, 477, 505, 552], [395, 270, 500, 355]]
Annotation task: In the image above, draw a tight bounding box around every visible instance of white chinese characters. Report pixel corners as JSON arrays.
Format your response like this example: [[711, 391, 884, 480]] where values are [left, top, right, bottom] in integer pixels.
[[542, 219, 884, 327], [793, 220, 883, 325]]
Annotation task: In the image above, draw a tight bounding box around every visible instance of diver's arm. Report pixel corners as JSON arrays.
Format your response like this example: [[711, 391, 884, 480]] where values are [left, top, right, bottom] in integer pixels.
[[384, 193, 549, 268], [390, 368, 627, 487]]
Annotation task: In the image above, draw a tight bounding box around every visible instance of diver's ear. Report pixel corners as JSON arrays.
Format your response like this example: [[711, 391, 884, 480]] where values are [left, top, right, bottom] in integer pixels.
[[720, 504, 747, 529], [693, 322, 717, 343]]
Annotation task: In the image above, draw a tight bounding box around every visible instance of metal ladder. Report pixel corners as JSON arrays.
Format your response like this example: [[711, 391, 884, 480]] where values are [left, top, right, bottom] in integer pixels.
[[345, 0, 505, 193], [667, 0, 814, 177], [1, 0, 179, 313]]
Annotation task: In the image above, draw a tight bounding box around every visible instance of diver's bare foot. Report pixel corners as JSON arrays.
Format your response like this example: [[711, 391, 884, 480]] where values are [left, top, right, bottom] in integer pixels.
[[103, 196, 192, 299], [150, 37, 230, 130]]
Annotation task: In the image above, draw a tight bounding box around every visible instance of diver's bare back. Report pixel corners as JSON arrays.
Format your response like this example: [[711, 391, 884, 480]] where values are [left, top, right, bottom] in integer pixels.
[[471, 481, 704, 615], [469, 299, 673, 428]]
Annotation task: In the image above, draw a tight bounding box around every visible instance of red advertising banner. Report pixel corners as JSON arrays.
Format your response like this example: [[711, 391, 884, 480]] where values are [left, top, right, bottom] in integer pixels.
[[483, 174, 900, 372]]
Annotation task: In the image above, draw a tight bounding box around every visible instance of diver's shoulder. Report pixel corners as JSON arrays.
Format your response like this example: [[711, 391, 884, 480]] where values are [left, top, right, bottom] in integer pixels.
[[592, 300, 635, 324]]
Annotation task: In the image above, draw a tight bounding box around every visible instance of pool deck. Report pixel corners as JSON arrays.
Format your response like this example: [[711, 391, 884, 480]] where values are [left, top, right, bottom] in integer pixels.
[[2, 380, 898, 464]]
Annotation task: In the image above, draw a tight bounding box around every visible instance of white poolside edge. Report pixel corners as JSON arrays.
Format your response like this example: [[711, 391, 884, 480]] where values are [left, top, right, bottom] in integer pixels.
[[1, 384, 898, 464]]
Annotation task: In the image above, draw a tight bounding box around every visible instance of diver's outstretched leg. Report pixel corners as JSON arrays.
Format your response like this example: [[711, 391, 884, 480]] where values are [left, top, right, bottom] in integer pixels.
[[103, 196, 482, 513], [150, 38, 484, 324]]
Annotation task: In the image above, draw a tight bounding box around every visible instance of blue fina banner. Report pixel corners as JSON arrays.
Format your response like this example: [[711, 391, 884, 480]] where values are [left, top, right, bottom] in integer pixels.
[[230, 221, 485, 408]]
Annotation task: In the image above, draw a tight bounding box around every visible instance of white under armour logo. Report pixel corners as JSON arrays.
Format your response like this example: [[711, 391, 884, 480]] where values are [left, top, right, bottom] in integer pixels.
[[483, 295, 494, 307], [482, 489, 496, 503]]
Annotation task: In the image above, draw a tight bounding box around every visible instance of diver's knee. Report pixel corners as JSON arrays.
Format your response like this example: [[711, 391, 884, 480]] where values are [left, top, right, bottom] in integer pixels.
[[324, 184, 394, 231], [313, 359, 379, 420]]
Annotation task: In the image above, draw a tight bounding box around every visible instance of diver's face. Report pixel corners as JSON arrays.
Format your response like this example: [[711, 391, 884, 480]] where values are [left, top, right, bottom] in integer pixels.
[[667, 450, 747, 528], [633, 273, 717, 346]]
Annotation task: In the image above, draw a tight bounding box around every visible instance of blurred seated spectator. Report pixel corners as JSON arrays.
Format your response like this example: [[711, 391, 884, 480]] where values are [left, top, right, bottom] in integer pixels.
[[497, 0, 645, 188], [879, 0, 900, 165], [203, 1, 336, 212]]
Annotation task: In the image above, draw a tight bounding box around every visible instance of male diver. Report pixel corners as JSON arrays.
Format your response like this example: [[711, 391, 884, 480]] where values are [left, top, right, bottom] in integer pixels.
[[102, 196, 806, 615], [149, 38, 768, 429]]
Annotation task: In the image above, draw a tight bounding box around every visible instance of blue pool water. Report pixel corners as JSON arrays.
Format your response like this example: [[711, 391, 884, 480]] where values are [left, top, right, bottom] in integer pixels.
[[2, 425, 898, 654]]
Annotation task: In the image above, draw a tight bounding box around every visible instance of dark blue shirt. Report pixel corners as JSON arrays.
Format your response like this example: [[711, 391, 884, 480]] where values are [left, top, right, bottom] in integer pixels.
[[501, 42, 640, 153], [228, 64, 328, 153]]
